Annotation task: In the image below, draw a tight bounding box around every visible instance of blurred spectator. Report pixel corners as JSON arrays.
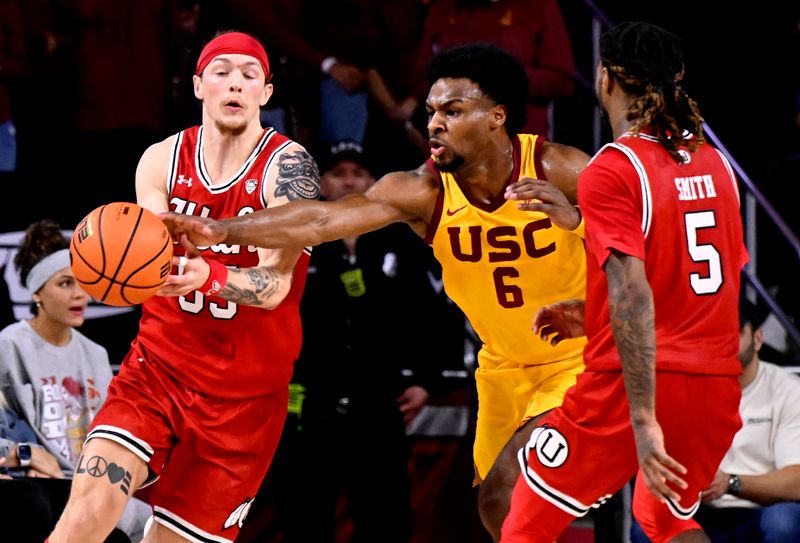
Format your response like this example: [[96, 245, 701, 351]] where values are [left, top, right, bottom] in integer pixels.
[[55, 0, 183, 209], [1, 390, 132, 543], [168, 0, 204, 131], [0, 0, 29, 173], [247, 141, 443, 543], [631, 298, 800, 543], [0, 220, 149, 541], [207, 0, 428, 160], [405, 0, 575, 140]]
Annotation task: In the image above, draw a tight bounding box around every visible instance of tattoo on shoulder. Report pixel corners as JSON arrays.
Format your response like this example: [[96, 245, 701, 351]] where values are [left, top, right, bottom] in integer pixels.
[[275, 150, 320, 201]]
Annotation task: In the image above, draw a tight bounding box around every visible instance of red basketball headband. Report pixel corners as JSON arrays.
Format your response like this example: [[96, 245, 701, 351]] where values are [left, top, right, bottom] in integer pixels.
[[195, 32, 271, 79]]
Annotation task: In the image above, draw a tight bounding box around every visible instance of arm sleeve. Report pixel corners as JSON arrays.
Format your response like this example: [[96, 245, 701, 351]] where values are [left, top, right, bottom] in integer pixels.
[[579, 151, 646, 269]]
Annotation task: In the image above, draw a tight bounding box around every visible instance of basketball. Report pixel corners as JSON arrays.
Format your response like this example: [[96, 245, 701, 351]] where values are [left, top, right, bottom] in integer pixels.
[[69, 202, 174, 306]]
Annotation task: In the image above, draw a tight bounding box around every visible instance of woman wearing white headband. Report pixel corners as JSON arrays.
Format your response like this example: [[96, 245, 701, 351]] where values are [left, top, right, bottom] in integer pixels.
[[0, 220, 147, 542]]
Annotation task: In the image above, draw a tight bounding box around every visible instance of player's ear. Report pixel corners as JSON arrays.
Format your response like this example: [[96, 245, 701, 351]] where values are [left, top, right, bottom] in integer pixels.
[[491, 104, 507, 129], [193, 74, 203, 100], [260, 83, 273, 107], [597, 65, 613, 97]]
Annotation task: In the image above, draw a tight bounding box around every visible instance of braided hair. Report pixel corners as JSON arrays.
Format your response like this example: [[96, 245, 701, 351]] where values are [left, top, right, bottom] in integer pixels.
[[600, 22, 705, 162], [15, 220, 70, 315], [427, 43, 529, 137]]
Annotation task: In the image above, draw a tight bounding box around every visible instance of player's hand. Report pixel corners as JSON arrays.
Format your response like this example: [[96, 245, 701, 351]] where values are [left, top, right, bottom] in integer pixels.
[[633, 419, 687, 503], [532, 300, 586, 345], [329, 62, 366, 93], [505, 178, 581, 231], [700, 470, 729, 502], [157, 254, 211, 297], [29, 447, 65, 479], [160, 212, 228, 253], [397, 385, 429, 426]]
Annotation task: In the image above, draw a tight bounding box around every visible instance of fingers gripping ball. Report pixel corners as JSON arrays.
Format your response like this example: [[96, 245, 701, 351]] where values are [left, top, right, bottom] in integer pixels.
[[69, 202, 173, 306]]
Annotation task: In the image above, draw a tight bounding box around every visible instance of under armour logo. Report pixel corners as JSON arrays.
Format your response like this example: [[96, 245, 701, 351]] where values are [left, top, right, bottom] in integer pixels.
[[177, 174, 193, 187]]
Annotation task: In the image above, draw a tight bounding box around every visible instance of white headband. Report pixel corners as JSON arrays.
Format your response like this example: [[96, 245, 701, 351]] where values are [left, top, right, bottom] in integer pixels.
[[25, 248, 71, 294]]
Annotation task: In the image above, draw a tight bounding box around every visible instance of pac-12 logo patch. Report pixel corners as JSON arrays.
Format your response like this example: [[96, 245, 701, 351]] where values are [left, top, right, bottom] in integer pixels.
[[527, 425, 569, 468], [245, 179, 258, 194], [223, 497, 254, 530]]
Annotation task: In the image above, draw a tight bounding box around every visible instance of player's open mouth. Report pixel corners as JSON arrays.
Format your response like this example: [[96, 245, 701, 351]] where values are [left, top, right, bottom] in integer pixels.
[[429, 140, 445, 157], [225, 100, 243, 111]]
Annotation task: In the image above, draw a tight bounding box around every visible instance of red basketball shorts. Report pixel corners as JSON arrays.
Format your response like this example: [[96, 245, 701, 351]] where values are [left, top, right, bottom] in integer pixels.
[[88, 344, 289, 543], [501, 370, 741, 542]]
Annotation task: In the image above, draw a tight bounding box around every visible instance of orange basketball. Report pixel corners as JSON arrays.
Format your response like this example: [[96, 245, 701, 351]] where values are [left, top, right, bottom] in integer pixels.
[[69, 202, 173, 306]]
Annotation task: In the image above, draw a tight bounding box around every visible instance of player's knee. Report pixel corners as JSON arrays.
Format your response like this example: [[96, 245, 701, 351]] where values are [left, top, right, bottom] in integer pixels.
[[633, 511, 701, 543], [479, 469, 511, 515], [57, 492, 127, 538], [58, 441, 148, 534]]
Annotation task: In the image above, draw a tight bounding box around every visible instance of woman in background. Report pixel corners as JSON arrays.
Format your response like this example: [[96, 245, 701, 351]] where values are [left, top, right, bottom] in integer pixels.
[[0, 219, 144, 542]]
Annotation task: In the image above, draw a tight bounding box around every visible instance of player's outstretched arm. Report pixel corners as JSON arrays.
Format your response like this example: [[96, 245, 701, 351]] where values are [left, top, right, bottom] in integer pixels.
[[162, 167, 434, 249]]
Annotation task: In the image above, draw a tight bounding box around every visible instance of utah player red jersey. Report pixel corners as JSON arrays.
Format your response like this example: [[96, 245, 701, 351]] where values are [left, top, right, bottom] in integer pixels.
[[579, 132, 748, 375], [136, 126, 310, 398]]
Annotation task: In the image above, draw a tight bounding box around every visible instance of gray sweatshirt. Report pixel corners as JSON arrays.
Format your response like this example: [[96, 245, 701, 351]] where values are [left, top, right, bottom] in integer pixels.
[[0, 320, 112, 475]]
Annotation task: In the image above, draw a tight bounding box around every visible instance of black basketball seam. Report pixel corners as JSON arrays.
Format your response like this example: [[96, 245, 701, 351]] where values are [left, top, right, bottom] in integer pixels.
[[100, 205, 143, 302], [70, 209, 109, 283], [98, 205, 108, 275], [70, 243, 105, 285], [119, 235, 172, 305]]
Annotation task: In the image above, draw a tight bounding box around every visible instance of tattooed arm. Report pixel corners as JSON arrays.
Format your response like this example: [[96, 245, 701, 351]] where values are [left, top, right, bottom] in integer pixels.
[[216, 144, 319, 309], [605, 249, 687, 502], [156, 143, 320, 309]]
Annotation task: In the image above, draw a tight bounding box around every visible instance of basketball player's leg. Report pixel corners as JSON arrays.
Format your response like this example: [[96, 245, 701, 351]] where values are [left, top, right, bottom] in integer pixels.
[[479, 412, 551, 541], [500, 371, 638, 542], [49, 438, 150, 543], [633, 373, 740, 543], [478, 354, 584, 541], [50, 345, 176, 542], [145, 388, 288, 543], [632, 474, 710, 543], [143, 521, 197, 543]]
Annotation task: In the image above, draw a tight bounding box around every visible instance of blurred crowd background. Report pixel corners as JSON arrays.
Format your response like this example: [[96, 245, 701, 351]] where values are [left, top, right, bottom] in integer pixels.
[[1, 1, 799, 542]]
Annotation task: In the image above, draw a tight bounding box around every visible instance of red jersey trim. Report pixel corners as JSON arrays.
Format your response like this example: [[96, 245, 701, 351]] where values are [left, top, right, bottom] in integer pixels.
[[424, 158, 444, 245], [166, 131, 185, 195], [606, 143, 653, 237], [195, 127, 275, 193], [532, 135, 545, 180], [471, 136, 522, 213], [712, 148, 741, 206]]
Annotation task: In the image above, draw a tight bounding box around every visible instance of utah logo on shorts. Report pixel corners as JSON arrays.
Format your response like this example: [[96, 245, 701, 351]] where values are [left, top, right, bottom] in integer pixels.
[[527, 424, 569, 467], [223, 497, 254, 530]]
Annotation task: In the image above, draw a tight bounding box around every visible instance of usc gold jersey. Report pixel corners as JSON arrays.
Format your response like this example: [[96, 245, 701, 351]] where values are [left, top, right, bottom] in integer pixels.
[[426, 134, 586, 369]]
